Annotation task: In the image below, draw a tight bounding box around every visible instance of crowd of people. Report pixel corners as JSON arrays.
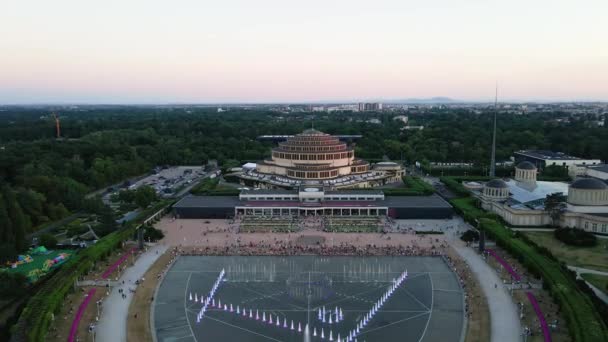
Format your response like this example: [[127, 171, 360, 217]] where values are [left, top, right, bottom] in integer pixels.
[[177, 240, 448, 257]]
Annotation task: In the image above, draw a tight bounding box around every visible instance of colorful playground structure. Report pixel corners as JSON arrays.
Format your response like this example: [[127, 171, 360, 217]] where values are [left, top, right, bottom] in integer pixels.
[[4, 246, 72, 283]]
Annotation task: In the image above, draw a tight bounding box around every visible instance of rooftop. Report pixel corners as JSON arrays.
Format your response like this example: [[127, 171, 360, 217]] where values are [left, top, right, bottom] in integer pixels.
[[585, 164, 608, 173], [570, 178, 607, 190], [241, 189, 298, 195], [515, 150, 595, 161], [505, 179, 569, 205], [174, 195, 242, 208], [516, 161, 537, 170], [174, 193, 451, 209]]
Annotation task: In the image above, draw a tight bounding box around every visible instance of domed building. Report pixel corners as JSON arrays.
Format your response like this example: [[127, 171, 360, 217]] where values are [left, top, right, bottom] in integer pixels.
[[257, 128, 369, 180], [562, 178, 608, 232], [514, 161, 537, 183], [482, 179, 510, 200], [238, 129, 405, 189], [477, 172, 608, 233], [567, 178, 608, 206]]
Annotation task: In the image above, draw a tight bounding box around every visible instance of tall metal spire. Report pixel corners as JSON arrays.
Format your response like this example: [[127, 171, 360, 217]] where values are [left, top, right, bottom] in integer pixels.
[[489, 83, 498, 177]]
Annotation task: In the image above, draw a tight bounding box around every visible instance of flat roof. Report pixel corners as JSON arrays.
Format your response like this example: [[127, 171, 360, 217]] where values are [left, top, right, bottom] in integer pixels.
[[586, 164, 608, 173], [325, 189, 384, 195], [515, 150, 596, 161], [240, 189, 298, 195], [174, 195, 242, 208], [382, 194, 452, 208]]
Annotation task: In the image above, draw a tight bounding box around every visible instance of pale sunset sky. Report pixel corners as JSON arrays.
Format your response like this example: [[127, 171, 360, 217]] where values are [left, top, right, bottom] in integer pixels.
[[1, 0, 607, 103]]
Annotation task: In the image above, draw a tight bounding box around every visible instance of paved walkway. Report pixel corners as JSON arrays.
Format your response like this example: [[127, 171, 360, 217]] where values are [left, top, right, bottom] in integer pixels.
[[568, 265, 608, 276], [452, 243, 522, 342], [567, 266, 608, 304], [96, 243, 169, 342]]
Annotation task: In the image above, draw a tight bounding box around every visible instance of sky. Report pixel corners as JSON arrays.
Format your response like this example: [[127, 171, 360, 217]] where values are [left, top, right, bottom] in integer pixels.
[[1, 0, 607, 104]]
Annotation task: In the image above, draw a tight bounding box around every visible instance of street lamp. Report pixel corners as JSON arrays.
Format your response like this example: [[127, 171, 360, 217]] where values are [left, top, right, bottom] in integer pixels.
[[96, 300, 101, 318], [89, 323, 96, 342]]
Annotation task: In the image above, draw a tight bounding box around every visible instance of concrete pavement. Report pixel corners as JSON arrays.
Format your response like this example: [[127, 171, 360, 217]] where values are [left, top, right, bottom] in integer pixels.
[[453, 243, 522, 342], [96, 243, 168, 342], [567, 266, 608, 304], [568, 265, 608, 276]]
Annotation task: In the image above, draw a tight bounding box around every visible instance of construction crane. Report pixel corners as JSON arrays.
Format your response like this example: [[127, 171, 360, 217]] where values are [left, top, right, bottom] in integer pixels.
[[51, 112, 61, 138]]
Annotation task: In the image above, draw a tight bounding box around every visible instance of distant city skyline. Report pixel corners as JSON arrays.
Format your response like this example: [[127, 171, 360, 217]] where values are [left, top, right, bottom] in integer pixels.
[[1, 0, 607, 104]]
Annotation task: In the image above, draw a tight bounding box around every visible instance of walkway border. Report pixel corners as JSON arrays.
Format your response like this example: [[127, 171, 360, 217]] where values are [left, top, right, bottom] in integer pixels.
[[102, 247, 136, 279], [487, 248, 552, 342], [151, 252, 179, 342], [68, 288, 97, 342], [526, 292, 552, 342]]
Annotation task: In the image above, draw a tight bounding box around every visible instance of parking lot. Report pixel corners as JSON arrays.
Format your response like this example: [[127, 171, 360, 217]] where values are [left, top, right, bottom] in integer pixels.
[[128, 166, 207, 197]]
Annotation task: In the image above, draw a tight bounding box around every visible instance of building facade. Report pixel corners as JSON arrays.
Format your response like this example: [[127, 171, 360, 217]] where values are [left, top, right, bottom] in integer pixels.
[[173, 186, 453, 220], [238, 129, 405, 189], [477, 162, 608, 234], [514, 150, 601, 170], [257, 129, 369, 180]]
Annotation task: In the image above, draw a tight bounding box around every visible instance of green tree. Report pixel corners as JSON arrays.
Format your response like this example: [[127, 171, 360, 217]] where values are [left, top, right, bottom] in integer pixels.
[[95, 204, 118, 236], [134, 186, 157, 208], [118, 189, 136, 203], [542, 165, 569, 178], [0, 272, 28, 299], [39, 233, 58, 249], [545, 192, 566, 227]]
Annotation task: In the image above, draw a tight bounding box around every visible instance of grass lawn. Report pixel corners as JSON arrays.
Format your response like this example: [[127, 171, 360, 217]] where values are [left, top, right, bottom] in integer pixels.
[[581, 273, 608, 296], [522, 231, 608, 272]]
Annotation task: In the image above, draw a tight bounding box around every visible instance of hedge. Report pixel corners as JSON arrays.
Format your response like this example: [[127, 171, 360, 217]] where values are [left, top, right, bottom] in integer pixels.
[[420, 165, 513, 177], [12, 200, 174, 342], [382, 176, 434, 196], [190, 178, 240, 196], [439, 177, 471, 197], [449, 195, 608, 341]]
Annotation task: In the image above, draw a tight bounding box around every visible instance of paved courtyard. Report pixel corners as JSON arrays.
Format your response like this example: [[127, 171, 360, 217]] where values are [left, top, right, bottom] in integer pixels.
[[154, 255, 464, 342]]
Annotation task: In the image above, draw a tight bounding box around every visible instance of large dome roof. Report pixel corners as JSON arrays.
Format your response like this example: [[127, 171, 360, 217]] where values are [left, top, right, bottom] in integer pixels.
[[570, 178, 608, 190], [300, 128, 325, 136], [485, 179, 509, 188], [516, 161, 537, 170]]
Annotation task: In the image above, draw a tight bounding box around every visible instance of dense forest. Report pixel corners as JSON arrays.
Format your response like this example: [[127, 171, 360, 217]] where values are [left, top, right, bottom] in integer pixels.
[[0, 106, 606, 260]]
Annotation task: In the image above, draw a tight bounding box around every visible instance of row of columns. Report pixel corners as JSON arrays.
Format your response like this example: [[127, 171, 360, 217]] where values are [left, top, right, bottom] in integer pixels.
[[235, 207, 388, 217]]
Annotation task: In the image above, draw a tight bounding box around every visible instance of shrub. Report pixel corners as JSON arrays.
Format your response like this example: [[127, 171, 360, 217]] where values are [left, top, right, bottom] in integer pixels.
[[38, 233, 58, 249], [0, 272, 28, 299], [460, 230, 479, 242], [143, 226, 165, 242], [449, 196, 608, 340], [554, 227, 597, 247]]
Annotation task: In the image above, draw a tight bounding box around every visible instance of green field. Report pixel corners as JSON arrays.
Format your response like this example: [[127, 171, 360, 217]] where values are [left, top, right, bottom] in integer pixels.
[[5, 250, 73, 281], [581, 274, 608, 296], [522, 232, 608, 272]]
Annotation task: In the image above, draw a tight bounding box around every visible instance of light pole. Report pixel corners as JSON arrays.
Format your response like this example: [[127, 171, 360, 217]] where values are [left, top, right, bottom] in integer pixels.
[[96, 300, 101, 318], [89, 324, 96, 342]]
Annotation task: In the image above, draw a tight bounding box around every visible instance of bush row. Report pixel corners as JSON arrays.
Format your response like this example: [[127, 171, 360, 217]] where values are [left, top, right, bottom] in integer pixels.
[[554, 227, 597, 247], [420, 165, 513, 177], [449, 195, 608, 341], [190, 178, 240, 196], [12, 200, 174, 342], [439, 177, 471, 197], [382, 176, 434, 196]]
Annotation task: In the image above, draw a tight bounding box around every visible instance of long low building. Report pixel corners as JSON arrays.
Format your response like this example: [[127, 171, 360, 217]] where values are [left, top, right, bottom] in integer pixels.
[[173, 186, 452, 219]]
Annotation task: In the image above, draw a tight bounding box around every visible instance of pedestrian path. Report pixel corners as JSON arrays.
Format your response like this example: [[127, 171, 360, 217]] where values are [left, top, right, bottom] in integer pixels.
[[567, 266, 608, 304], [567, 265, 608, 276], [96, 244, 168, 342], [452, 244, 522, 342]]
